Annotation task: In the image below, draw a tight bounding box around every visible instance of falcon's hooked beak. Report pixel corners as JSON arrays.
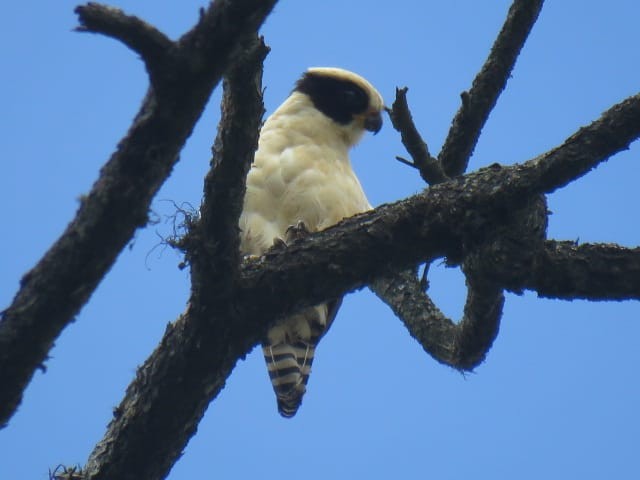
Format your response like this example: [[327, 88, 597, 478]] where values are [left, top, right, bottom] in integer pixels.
[[364, 110, 383, 134]]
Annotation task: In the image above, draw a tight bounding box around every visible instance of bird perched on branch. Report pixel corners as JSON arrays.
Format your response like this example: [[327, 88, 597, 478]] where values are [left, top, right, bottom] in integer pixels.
[[239, 67, 384, 417]]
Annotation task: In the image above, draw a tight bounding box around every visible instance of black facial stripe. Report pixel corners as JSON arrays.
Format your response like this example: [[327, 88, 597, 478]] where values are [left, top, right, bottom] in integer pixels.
[[294, 73, 370, 125]]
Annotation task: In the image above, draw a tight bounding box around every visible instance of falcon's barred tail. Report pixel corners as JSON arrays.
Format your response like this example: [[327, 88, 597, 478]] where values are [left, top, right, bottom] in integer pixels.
[[262, 341, 316, 418], [262, 300, 340, 418]]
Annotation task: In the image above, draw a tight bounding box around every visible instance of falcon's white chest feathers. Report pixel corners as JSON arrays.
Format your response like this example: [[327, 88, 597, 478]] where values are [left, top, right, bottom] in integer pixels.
[[239, 67, 384, 417]]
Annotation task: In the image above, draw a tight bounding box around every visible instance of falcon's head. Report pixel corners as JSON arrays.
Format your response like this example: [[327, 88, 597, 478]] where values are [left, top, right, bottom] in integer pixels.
[[293, 67, 384, 146]]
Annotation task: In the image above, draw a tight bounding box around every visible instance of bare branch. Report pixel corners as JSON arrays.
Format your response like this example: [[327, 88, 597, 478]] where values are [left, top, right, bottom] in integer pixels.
[[388, 88, 448, 184], [439, 0, 544, 177], [177, 0, 278, 86], [75, 3, 172, 69], [371, 269, 504, 371], [187, 36, 268, 289], [82, 37, 269, 480], [0, 0, 277, 429], [531, 93, 640, 194], [457, 272, 504, 368], [529, 241, 640, 300]]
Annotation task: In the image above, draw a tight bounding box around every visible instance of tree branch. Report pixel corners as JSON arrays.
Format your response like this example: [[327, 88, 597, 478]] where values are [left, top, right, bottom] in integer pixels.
[[438, 0, 544, 177], [82, 37, 268, 480], [528, 241, 640, 300], [388, 87, 448, 184], [531, 94, 640, 194], [187, 36, 268, 292], [0, 0, 276, 429], [371, 268, 504, 371], [75, 3, 172, 72], [231, 194, 639, 343]]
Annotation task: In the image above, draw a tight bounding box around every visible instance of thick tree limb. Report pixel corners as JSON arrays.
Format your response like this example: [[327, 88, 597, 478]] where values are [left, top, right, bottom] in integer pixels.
[[187, 36, 268, 291], [439, 0, 544, 177], [234, 178, 639, 331], [0, 0, 277, 428], [82, 37, 268, 480], [525, 94, 640, 193], [528, 241, 640, 300]]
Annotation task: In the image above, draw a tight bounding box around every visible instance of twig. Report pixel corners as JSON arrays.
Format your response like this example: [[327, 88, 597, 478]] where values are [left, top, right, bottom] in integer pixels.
[[388, 88, 448, 184], [75, 3, 172, 75]]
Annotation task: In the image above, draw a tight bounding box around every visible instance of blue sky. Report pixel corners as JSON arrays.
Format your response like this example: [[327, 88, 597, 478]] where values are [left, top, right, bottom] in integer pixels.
[[2, 1, 639, 479]]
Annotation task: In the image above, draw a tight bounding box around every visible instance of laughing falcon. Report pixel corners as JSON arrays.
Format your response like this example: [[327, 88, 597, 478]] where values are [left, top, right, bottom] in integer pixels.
[[239, 67, 384, 417]]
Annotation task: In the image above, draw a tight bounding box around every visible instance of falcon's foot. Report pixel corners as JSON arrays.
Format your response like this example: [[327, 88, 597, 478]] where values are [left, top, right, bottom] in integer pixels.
[[285, 221, 310, 243]]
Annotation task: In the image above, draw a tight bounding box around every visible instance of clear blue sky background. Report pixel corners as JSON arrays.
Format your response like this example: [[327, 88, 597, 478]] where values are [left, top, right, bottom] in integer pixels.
[[2, 1, 639, 479]]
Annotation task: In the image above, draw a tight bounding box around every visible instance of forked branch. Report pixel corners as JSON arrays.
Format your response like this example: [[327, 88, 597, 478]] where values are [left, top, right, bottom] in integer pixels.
[[83, 37, 269, 480], [388, 88, 448, 184], [0, 0, 277, 429]]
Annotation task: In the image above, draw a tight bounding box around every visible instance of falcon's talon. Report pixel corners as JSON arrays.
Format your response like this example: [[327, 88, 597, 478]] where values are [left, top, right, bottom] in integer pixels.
[[285, 221, 310, 243], [271, 237, 288, 250]]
